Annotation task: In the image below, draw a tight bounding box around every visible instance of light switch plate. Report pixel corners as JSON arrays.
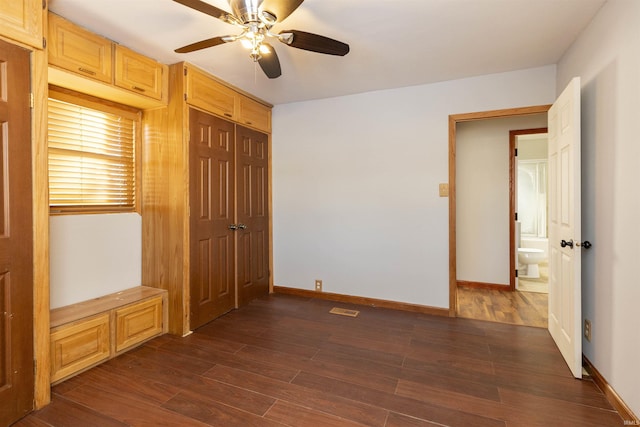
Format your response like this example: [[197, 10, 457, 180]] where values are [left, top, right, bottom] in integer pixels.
[[439, 183, 449, 197]]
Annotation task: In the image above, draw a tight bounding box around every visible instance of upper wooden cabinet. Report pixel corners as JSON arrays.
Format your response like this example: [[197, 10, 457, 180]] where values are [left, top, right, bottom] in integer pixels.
[[115, 45, 166, 101], [48, 12, 112, 84], [47, 13, 168, 108], [238, 95, 271, 133], [0, 0, 43, 49], [185, 66, 237, 120], [184, 64, 272, 133]]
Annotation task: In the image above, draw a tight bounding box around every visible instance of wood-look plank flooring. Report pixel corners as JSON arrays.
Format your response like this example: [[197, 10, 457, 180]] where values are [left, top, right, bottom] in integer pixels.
[[457, 287, 548, 328], [16, 294, 622, 427]]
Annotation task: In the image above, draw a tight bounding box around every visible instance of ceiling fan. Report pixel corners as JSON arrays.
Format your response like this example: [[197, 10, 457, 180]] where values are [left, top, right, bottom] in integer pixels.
[[173, 0, 350, 79]]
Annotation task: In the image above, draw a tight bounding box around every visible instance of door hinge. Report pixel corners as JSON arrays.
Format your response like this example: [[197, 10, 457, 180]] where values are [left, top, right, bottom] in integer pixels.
[[514, 148, 518, 156], [184, 67, 188, 76], [42, 0, 47, 9], [514, 212, 518, 221], [515, 270, 519, 278], [184, 93, 187, 101], [29, 93, 34, 109], [42, 37, 46, 49]]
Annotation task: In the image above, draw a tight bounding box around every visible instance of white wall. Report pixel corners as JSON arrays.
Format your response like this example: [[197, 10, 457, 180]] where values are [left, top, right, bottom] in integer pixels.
[[272, 65, 556, 309], [456, 115, 547, 285], [557, 0, 640, 417], [50, 213, 142, 308]]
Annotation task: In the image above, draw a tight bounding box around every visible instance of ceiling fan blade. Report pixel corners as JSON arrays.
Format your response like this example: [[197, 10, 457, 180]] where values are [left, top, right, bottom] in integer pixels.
[[175, 36, 228, 53], [173, 0, 232, 22], [261, 0, 304, 22], [280, 30, 349, 56], [258, 43, 282, 79]]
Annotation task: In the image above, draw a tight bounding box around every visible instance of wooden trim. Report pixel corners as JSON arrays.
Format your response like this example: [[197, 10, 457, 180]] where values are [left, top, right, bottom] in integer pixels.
[[268, 133, 274, 294], [457, 280, 511, 291], [273, 286, 449, 317], [33, 45, 51, 409], [583, 355, 639, 424], [508, 128, 548, 292], [448, 105, 551, 318]]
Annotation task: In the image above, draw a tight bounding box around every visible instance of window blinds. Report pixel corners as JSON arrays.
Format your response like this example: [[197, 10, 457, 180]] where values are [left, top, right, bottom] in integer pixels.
[[48, 97, 136, 213]]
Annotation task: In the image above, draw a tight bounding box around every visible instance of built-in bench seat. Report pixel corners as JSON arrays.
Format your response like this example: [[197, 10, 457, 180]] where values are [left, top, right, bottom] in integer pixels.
[[49, 286, 167, 384]]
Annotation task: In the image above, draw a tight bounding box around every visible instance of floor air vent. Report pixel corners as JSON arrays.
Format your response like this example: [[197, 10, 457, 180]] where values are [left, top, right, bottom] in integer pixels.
[[329, 307, 360, 317]]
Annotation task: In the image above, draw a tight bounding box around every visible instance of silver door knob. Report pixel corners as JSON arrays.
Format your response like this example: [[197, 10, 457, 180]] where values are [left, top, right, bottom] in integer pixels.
[[237, 223, 247, 230]]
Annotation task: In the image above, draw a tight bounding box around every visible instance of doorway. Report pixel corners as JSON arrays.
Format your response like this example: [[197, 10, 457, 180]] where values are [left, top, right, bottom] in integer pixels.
[[449, 105, 551, 326], [510, 128, 549, 295]]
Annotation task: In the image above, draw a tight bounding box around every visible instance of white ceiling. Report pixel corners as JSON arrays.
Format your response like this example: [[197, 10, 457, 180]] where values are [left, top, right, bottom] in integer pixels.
[[48, 0, 606, 105]]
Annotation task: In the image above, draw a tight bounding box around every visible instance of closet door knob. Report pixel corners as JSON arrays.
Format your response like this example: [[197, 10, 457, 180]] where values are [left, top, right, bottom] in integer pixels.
[[237, 223, 247, 230], [228, 224, 238, 230]]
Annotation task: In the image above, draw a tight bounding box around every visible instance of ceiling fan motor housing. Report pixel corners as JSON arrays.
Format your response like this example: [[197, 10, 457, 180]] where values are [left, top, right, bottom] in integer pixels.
[[229, 0, 273, 24]]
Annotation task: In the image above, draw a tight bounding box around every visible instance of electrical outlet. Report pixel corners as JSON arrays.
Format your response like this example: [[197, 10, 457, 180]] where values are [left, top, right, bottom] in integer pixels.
[[584, 319, 592, 342], [315, 280, 322, 292]]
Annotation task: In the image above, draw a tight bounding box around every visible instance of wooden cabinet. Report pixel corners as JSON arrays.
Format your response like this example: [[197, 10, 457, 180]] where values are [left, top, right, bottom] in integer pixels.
[[184, 64, 272, 132], [48, 12, 113, 84], [47, 13, 168, 108], [142, 62, 272, 336], [50, 314, 110, 383], [49, 287, 167, 384], [115, 45, 166, 101], [186, 66, 237, 120], [115, 296, 163, 352], [0, 0, 43, 49], [238, 95, 272, 133]]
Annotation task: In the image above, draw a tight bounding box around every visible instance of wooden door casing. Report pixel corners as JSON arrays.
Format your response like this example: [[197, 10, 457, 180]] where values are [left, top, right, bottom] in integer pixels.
[[0, 39, 34, 425], [189, 109, 236, 329], [236, 126, 270, 306]]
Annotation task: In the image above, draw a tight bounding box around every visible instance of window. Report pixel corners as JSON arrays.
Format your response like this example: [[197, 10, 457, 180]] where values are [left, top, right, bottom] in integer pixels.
[[48, 88, 141, 214]]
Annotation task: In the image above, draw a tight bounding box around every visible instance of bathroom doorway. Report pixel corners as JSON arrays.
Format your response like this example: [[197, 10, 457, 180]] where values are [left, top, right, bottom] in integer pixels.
[[510, 128, 549, 296], [450, 106, 551, 328]]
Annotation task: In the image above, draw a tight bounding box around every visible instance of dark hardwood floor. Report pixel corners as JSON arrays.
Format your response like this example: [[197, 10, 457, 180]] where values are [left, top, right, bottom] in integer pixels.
[[16, 294, 623, 427]]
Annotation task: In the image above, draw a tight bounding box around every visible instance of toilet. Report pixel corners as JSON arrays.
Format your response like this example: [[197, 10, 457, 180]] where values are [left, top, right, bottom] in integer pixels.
[[517, 248, 546, 278]]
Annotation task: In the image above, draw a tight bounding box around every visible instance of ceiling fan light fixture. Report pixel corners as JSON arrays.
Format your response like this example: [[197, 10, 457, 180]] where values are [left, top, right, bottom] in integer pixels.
[[259, 44, 271, 54]]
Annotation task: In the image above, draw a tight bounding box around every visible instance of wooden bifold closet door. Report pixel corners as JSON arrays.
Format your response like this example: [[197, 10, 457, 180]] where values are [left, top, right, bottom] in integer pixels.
[[189, 108, 269, 329]]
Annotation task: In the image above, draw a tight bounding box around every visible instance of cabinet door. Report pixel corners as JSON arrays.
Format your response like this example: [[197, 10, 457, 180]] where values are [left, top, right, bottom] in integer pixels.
[[186, 66, 237, 120], [115, 45, 167, 101], [115, 297, 163, 352], [48, 13, 113, 84], [238, 96, 271, 133], [236, 126, 270, 306], [50, 314, 110, 383], [189, 109, 236, 329], [0, 0, 43, 49]]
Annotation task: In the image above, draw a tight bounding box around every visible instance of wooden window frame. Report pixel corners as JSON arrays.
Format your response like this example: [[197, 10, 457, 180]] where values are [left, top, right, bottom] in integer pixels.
[[48, 86, 142, 215]]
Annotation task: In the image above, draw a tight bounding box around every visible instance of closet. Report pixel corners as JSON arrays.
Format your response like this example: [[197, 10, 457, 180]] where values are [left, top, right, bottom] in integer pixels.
[[142, 63, 272, 335]]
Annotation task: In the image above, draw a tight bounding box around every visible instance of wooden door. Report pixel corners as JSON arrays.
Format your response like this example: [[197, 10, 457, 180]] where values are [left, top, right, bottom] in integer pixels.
[[236, 126, 269, 306], [0, 39, 34, 425], [548, 77, 582, 378], [189, 109, 236, 329]]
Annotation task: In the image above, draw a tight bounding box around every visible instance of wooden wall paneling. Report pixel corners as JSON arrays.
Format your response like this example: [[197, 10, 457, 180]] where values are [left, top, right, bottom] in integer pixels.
[[141, 103, 190, 335]]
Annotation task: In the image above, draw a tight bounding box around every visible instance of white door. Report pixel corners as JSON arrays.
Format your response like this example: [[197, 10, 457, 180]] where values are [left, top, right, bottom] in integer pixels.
[[547, 77, 582, 378]]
